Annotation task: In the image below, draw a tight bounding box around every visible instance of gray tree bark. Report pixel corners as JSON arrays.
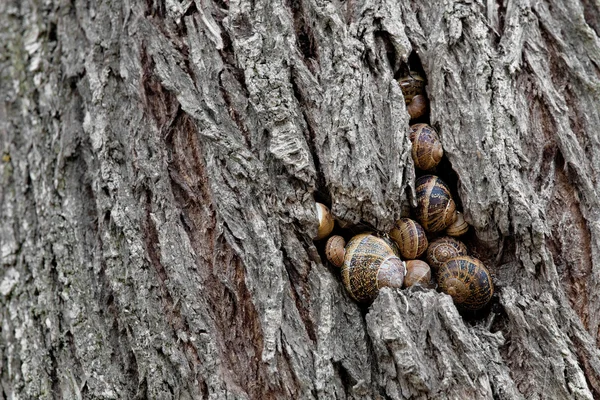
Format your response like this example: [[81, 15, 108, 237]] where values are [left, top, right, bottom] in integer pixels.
[[1, 0, 600, 398]]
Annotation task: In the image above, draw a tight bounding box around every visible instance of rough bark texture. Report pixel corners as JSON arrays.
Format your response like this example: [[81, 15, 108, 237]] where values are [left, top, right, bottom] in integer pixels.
[[1, 0, 600, 399]]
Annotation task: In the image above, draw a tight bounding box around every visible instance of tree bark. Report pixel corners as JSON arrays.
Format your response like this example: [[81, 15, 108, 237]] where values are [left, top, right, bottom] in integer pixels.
[[1, 0, 600, 398]]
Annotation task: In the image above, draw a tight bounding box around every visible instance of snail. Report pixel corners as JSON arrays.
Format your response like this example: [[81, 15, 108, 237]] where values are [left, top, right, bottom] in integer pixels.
[[404, 260, 432, 288], [437, 256, 493, 311], [415, 175, 457, 233], [426, 236, 468, 271], [407, 95, 428, 120], [389, 218, 428, 260], [409, 124, 444, 171], [446, 211, 468, 237], [398, 72, 427, 119], [325, 235, 346, 267], [328, 233, 406, 303], [315, 202, 334, 240]]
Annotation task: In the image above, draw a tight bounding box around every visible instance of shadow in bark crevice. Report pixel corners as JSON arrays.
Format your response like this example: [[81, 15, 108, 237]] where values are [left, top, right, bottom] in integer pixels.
[[332, 360, 358, 397], [377, 30, 398, 72], [286, 0, 320, 73], [144, 0, 167, 19]]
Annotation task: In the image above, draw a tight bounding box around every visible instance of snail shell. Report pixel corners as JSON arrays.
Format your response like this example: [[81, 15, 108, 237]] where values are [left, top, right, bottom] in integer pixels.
[[437, 256, 493, 311], [409, 124, 444, 171], [389, 218, 428, 260], [404, 260, 432, 288], [398, 72, 426, 104], [315, 202, 334, 240], [446, 211, 468, 237], [340, 234, 406, 303], [398, 72, 427, 120], [426, 236, 468, 271], [415, 175, 457, 233], [325, 235, 346, 267], [406, 94, 428, 120]]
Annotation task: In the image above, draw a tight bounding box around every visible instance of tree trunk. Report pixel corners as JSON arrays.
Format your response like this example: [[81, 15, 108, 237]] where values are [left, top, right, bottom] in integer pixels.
[[2, 0, 600, 398]]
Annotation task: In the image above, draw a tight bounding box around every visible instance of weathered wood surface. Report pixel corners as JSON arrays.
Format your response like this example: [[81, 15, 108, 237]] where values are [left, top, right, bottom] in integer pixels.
[[1, 0, 600, 398]]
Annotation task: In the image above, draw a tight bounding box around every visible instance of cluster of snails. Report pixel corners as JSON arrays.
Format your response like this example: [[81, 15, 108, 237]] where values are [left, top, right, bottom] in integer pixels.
[[398, 72, 428, 120], [312, 70, 494, 312], [315, 201, 492, 311]]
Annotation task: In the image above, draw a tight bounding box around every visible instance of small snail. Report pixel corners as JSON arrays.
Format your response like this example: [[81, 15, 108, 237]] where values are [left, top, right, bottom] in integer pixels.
[[409, 124, 444, 171], [446, 211, 468, 237], [315, 202, 334, 240], [325, 235, 346, 267], [389, 218, 428, 260], [437, 256, 493, 311], [334, 233, 406, 303], [415, 175, 457, 233], [407, 95, 428, 120], [426, 236, 468, 271], [398, 72, 427, 119], [404, 260, 432, 288]]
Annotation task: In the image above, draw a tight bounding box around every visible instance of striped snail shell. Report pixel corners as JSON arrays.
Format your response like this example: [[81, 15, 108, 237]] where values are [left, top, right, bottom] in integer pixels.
[[315, 202, 334, 240], [325, 235, 346, 267], [426, 236, 468, 271], [415, 175, 457, 233], [409, 124, 444, 171], [437, 256, 494, 311], [389, 218, 428, 260], [446, 211, 468, 237], [340, 234, 406, 303], [398, 72, 427, 120], [404, 260, 432, 288]]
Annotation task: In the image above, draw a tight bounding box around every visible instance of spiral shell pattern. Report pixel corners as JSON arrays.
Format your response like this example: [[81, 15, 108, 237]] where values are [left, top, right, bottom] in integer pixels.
[[437, 256, 493, 311], [426, 236, 468, 271], [404, 260, 432, 288], [415, 175, 457, 233], [341, 234, 406, 302], [398, 72, 426, 104], [389, 218, 428, 260], [409, 124, 444, 171], [325, 235, 346, 267]]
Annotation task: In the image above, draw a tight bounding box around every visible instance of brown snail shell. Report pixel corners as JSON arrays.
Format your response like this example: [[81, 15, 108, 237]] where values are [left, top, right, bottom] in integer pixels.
[[406, 94, 428, 119], [409, 124, 444, 171], [415, 175, 457, 233], [404, 260, 432, 288], [315, 202, 334, 240], [389, 218, 428, 260], [437, 256, 493, 311], [446, 211, 468, 237], [325, 235, 346, 267], [398, 72, 427, 120], [340, 234, 406, 303], [398, 72, 426, 103], [426, 236, 468, 271]]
